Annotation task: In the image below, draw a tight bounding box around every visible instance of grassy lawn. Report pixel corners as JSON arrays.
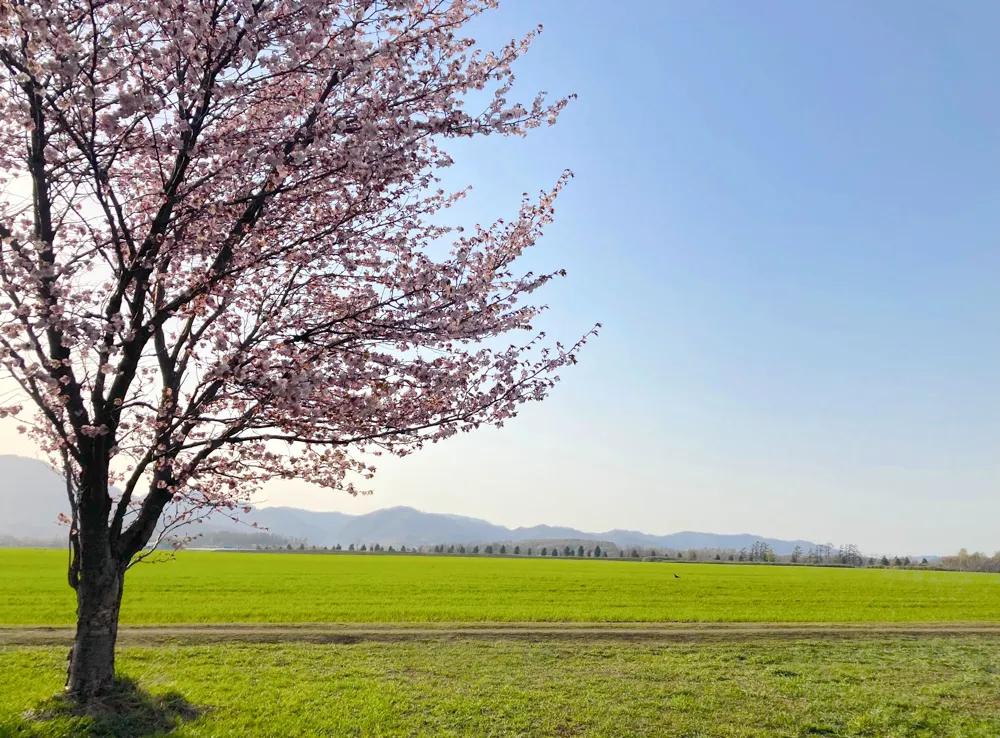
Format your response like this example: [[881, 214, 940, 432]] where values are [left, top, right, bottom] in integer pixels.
[[3, 551, 999, 736], [2, 550, 998, 625], [3, 638, 1000, 737]]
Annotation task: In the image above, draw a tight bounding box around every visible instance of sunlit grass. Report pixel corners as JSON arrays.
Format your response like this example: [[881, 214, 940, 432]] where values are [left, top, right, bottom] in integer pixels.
[[2, 549, 997, 625], [3, 638, 1000, 737]]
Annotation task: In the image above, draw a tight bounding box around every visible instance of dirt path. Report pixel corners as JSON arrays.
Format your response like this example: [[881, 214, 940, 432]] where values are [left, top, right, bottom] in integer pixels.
[[3, 622, 1000, 646]]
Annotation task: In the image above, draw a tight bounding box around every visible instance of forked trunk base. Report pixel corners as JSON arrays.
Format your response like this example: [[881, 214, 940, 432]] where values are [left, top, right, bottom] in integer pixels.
[[66, 566, 124, 700]]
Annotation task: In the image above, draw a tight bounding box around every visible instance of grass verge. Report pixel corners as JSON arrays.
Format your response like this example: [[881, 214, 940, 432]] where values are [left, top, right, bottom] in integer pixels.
[[2, 638, 1000, 737]]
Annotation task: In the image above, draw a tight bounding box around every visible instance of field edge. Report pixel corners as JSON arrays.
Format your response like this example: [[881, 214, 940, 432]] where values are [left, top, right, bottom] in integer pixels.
[[3, 621, 1000, 646]]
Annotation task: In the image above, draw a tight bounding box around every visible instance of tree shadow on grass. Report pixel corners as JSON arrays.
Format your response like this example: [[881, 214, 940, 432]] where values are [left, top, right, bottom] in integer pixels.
[[8, 676, 200, 738]]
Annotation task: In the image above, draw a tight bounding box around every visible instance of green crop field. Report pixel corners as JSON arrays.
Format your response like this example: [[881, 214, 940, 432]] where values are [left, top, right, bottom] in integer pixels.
[[4, 550, 1000, 736], [1, 549, 998, 625], [4, 638, 1000, 737]]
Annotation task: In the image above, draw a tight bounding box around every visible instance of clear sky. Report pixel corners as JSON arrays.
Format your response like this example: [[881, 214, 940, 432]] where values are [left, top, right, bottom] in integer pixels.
[[4, 1, 998, 555]]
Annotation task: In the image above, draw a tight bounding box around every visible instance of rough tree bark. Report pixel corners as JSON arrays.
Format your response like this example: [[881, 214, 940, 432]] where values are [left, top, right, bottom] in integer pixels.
[[64, 453, 174, 698], [66, 551, 124, 698], [65, 452, 121, 699]]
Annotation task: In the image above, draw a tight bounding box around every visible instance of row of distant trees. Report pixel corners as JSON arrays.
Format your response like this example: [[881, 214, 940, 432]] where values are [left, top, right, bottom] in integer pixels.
[[939, 549, 1000, 573], [555, 543, 931, 569], [790, 544, 930, 568], [257, 543, 415, 553], [194, 530, 302, 549], [427, 543, 609, 557], [243, 540, 959, 571], [255, 542, 611, 557], [614, 544, 777, 562]]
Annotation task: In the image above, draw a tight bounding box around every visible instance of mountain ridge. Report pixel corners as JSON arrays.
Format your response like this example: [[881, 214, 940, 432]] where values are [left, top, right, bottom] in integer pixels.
[[2, 454, 816, 553], [209, 504, 818, 554]]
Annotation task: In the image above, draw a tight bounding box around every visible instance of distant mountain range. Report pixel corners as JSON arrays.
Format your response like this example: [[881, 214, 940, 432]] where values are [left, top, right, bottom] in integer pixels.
[[0, 454, 71, 539], [1, 454, 818, 553], [224, 506, 817, 553]]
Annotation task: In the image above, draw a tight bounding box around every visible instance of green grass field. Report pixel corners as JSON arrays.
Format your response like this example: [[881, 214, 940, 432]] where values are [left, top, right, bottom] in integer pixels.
[[4, 550, 999, 737], [4, 638, 1000, 737], [1, 549, 998, 625]]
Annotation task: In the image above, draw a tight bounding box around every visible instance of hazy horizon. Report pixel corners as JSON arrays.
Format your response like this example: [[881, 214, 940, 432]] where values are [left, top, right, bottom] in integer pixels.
[[0, 443, 988, 557], [3, 0, 998, 556]]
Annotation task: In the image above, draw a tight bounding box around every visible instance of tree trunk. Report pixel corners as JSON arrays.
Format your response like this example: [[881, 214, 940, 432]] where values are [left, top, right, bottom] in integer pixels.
[[62, 444, 171, 701], [66, 553, 125, 699]]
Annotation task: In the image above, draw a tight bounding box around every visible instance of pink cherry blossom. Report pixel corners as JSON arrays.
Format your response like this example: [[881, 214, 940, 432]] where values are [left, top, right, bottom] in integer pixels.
[[0, 0, 597, 698]]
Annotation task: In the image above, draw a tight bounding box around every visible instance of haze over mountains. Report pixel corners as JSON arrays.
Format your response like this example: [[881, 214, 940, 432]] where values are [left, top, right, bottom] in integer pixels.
[[216, 505, 816, 554], [0, 455, 70, 539], [0, 454, 818, 552]]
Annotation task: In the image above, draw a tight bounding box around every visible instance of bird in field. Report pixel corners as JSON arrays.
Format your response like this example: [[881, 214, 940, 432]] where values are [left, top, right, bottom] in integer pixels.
[[674, 574, 680, 579]]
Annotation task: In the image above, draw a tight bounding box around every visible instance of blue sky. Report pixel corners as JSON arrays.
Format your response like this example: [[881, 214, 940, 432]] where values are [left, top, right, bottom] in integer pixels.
[[325, 0, 998, 555], [249, 0, 1000, 554], [4, 1, 997, 554]]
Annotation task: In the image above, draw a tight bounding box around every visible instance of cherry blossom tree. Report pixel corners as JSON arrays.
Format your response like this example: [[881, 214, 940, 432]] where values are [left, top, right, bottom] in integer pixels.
[[0, 0, 595, 699]]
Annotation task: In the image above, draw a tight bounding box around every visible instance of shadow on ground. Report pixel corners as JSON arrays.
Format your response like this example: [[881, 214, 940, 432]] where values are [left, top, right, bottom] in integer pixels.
[[4, 677, 200, 738]]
